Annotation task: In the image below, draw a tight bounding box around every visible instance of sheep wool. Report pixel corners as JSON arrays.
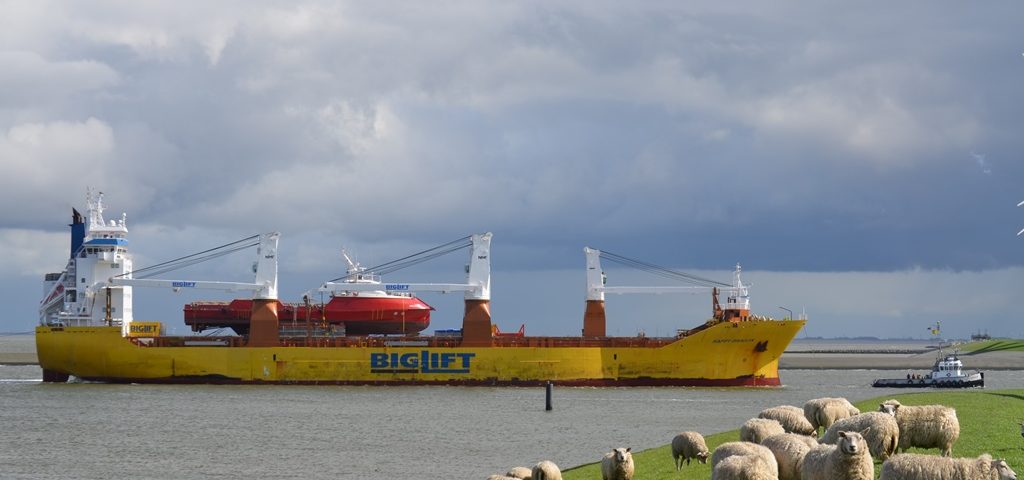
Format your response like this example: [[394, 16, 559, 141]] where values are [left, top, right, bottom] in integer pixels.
[[879, 453, 1018, 480], [761, 433, 819, 480], [803, 398, 860, 433], [506, 466, 532, 479], [800, 431, 873, 480], [742, 418, 787, 444], [820, 411, 900, 461], [712, 454, 779, 480], [531, 460, 561, 480], [671, 431, 709, 469], [879, 399, 960, 457], [711, 441, 779, 474], [600, 447, 634, 480], [759, 406, 817, 436]]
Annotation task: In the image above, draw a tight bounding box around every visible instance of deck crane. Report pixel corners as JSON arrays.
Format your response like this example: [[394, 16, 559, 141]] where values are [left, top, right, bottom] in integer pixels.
[[106, 232, 280, 345], [582, 247, 754, 337], [315, 232, 493, 346]]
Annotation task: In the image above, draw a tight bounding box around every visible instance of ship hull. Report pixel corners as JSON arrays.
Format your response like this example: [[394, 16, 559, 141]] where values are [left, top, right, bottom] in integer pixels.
[[36, 319, 805, 386], [184, 297, 432, 335]]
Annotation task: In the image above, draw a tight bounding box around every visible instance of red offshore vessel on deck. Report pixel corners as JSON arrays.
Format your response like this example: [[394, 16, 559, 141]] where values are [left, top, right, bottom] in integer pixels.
[[184, 252, 433, 335]]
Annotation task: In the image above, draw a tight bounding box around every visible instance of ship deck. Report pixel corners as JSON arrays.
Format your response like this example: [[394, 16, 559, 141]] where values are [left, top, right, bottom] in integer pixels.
[[137, 334, 683, 349]]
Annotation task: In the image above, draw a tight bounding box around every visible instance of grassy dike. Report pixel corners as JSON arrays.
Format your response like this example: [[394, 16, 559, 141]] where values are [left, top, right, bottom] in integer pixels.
[[562, 389, 1024, 479]]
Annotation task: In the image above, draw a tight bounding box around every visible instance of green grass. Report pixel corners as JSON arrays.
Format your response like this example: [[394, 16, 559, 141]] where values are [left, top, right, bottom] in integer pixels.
[[562, 389, 1024, 479], [958, 340, 1024, 353]]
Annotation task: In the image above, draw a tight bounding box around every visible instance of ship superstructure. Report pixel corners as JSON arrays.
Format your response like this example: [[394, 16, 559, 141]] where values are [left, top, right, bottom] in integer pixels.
[[39, 190, 135, 333]]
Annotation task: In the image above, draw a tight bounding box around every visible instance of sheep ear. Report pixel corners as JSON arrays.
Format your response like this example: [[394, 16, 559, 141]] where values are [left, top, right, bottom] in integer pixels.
[[626, 447, 631, 453], [838, 431, 847, 438], [860, 427, 872, 436]]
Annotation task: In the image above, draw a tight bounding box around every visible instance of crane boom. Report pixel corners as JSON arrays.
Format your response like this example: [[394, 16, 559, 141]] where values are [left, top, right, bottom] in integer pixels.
[[317, 232, 492, 300], [108, 232, 280, 300]]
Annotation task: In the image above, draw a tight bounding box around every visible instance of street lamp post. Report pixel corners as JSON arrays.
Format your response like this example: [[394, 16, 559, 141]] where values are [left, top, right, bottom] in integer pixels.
[[779, 306, 793, 320]]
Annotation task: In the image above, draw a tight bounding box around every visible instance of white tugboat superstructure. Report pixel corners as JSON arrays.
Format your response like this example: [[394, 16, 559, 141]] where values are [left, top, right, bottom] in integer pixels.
[[872, 349, 984, 388]]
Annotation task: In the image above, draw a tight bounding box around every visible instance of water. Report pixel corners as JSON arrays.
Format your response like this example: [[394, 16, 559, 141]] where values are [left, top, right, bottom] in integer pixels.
[[3, 334, 1023, 479]]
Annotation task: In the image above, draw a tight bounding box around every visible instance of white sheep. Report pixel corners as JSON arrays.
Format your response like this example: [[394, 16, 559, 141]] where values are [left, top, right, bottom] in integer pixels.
[[741, 418, 787, 444], [531, 460, 561, 480], [800, 431, 873, 480], [671, 431, 709, 469], [879, 452, 1018, 480], [761, 433, 819, 480], [506, 467, 532, 479], [487, 476, 519, 480], [820, 411, 900, 461], [711, 441, 779, 474], [713, 454, 779, 480], [879, 399, 960, 457], [760, 406, 817, 436], [804, 397, 860, 433], [600, 447, 634, 480]]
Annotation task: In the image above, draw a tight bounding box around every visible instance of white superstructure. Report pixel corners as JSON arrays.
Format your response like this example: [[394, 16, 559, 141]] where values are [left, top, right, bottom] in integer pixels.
[[39, 190, 134, 328]]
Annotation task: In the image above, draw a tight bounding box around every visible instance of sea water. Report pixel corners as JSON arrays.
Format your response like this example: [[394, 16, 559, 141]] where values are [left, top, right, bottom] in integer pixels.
[[2, 335, 1022, 479]]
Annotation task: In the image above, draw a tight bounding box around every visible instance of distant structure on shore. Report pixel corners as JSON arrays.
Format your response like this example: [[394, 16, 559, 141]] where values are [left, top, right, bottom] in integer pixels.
[[971, 330, 992, 341]]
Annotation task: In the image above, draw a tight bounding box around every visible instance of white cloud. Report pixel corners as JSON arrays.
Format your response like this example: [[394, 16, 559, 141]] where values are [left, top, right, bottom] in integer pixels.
[[0, 118, 114, 192], [0, 229, 67, 276], [0, 51, 120, 105]]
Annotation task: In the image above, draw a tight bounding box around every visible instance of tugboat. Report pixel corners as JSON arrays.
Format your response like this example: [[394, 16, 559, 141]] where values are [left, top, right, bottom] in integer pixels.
[[872, 350, 984, 388]]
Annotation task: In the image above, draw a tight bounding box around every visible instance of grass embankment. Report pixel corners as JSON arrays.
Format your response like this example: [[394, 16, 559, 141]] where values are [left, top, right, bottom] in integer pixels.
[[959, 340, 1024, 354], [562, 389, 1024, 480]]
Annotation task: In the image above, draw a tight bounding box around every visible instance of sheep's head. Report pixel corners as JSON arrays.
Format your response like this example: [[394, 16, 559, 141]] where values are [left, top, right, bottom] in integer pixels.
[[836, 431, 867, 455], [696, 451, 709, 464], [993, 459, 1017, 480], [611, 447, 632, 463], [878, 403, 899, 416]]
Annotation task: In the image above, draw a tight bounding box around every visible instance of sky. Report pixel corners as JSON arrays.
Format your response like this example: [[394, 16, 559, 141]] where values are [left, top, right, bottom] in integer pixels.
[[1, 1, 1022, 339]]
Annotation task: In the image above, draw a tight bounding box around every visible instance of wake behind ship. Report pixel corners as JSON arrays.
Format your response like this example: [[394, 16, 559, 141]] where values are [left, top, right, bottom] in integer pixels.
[[36, 192, 806, 386]]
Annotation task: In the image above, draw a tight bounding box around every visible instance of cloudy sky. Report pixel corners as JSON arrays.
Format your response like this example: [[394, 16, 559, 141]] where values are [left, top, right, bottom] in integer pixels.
[[2, 1, 1022, 339]]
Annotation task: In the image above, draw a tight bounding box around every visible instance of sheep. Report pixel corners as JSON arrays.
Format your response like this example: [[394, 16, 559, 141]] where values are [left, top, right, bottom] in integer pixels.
[[531, 461, 561, 480], [487, 476, 519, 480], [741, 418, 787, 444], [879, 399, 960, 457], [671, 431, 709, 469], [1019, 421, 1023, 439], [713, 454, 779, 480], [506, 466, 532, 479], [820, 411, 900, 461], [800, 431, 873, 480], [879, 452, 1018, 480], [711, 441, 779, 474], [601, 447, 634, 480], [761, 433, 819, 480], [804, 397, 860, 433], [760, 406, 818, 436]]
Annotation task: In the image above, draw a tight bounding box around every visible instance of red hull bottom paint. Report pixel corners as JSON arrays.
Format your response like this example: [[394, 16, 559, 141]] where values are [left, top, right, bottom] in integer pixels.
[[78, 376, 780, 387]]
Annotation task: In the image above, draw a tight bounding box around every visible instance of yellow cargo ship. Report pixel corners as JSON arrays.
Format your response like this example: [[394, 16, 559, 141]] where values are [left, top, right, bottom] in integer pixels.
[[36, 192, 805, 386]]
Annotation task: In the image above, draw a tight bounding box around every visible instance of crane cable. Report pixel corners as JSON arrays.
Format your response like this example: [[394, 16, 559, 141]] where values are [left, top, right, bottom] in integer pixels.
[[115, 235, 261, 279], [327, 235, 473, 283], [598, 251, 731, 288]]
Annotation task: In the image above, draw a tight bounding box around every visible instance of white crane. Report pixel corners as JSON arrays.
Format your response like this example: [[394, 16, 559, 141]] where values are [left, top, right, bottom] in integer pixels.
[[107, 232, 280, 300], [585, 247, 749, 308], [1018, 200, 1023, 236], [315, 233, 491, 301]]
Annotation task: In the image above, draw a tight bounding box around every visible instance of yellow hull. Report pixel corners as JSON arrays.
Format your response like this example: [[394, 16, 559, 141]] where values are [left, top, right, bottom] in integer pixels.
[[36, 319, 805, 386]]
